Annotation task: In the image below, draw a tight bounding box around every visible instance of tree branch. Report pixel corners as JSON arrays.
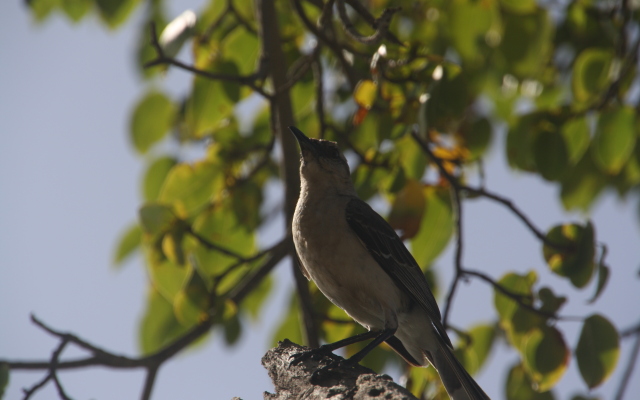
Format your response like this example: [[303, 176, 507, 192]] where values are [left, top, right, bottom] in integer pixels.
[[336, 0, 400, 46]]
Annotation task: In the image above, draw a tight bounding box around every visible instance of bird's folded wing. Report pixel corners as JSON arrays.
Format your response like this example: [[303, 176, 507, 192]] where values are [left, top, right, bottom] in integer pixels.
[[345, 197, 452, 348]]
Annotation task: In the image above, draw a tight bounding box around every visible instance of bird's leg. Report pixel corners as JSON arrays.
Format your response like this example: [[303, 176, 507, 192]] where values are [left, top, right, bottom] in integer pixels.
[[298, 328, 397, 383], [290, 329, 380, 365]]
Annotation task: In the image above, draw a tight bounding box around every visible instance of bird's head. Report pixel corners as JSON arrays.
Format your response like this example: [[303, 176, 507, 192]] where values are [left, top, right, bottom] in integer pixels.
[[289, 126, 354, 194]]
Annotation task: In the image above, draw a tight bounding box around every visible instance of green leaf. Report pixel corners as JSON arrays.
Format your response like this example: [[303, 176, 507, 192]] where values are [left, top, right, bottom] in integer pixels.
[[533, 130, 569, 181], [542, 222, 595, 288], [159, 161, 223, 217], [506, 363, 555, 400], [592, 107, 637, 175], [588, 249, 610, 304], [95, 0, 140, 29], [460, 117, 492, 160], [522, 326, 569, 391], [242, 274, 273, 321], [129, 91, 176, 154], [61, 0, 91, 21], [143, 156, 177, 201], [448, 0, 495, 65], [138, 203, 176, 235], [395, 133, 427, 180], [113, 223, 142, 266], [537, 287, 566, 314], [173, 270, 210, 326], [572, 48, 614, 105], [576, 314, 620, 388], [500, 0, 537, 14], [190, 205, 255, 289], [499, 8, 554, 78], [507, 113, 542, 171], [458, 324, 496, 375], [560, 117, 591, 165], [272, 291, 303, 346], [184, 76, 234, 138], [146, 256, 191, 301], [0, 363, 9, 399], [560, 151, 607, 211], [223, 313, 242, 345], [138, 286, 191, 354], [222, 29, 260, 75], [411, 186, 454, 267], [27, 0, 60, 21]]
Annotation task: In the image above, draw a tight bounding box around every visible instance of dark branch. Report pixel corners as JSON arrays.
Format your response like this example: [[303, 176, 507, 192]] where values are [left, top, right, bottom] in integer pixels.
[[336, 0, 400, 46], [442, 186, 463, 328]]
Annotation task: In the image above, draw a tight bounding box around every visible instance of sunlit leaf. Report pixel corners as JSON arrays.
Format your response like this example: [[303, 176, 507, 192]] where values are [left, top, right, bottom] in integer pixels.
[[139, 203, 177, 235], [354, 80, 377, 109], [411, 186, 454, 268], [576, 314, 620, 388], [185, 76, 234, 138], [506, 363, 555, 400], [159, 161, 223, 217], [143, 156, 177, 201], [61, 0, 91, 21], [572, 48, 614, 105], [592, 107, 636, 175], [448, 0, 495, 65], [457, 324, 496, 375], [138, 286, 191, 354], [27, 0, 60, 21], [501, 0, 537, 14], [222, 28, 259, 75], [243, 275, 273, 321], [522, 326, 569, 391], [113, 223, 142, 266], [560, 152, 607, 211], [130, 91, 176, 154], [542, 222, 595, 288], [173, 270, 210, 326], [560, 117, 590, 165], [95, 0, 140, 29]]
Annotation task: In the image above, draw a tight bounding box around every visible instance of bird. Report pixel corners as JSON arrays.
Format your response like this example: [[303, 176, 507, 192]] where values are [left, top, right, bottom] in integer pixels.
[[289, 126, 490, 400]]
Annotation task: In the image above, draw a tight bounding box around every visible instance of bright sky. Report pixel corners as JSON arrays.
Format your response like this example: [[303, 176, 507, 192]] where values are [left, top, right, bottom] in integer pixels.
[[1, 1, 639, 399]]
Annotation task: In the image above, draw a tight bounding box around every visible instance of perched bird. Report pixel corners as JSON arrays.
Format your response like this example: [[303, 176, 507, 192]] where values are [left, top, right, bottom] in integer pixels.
[[290, 126, 490, 400]]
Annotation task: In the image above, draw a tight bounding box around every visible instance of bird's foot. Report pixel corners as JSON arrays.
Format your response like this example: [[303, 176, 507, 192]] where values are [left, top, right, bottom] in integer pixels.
[[289, 344, 336, 366]]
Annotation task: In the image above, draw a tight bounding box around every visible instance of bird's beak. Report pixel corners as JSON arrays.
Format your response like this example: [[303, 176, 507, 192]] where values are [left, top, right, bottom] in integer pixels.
[[289, 126, 317, 156]]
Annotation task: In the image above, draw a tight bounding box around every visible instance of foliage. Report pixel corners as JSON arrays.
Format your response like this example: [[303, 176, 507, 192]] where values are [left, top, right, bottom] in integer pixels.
[[12, 0, 640, 399]]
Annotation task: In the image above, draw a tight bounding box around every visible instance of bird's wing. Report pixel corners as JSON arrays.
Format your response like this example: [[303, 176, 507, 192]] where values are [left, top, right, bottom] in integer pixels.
[[345, 197, 452, 348]]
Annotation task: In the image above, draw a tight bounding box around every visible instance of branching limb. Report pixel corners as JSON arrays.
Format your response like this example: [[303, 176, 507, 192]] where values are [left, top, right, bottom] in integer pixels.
[[442, 185, 464, 328], [144, 23, 271, 99], [615, 324, 640, 400], [336, 0, 400, 46], [410, 130, 572, 252], [343, 0, 404, 46]]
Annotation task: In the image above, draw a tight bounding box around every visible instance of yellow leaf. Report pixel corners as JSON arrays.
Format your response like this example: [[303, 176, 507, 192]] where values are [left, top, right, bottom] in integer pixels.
[[354, 79, 377, 109]]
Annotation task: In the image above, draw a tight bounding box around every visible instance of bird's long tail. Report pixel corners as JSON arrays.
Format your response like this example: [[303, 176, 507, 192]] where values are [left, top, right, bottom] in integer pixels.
[[428, 337, 490, 400]]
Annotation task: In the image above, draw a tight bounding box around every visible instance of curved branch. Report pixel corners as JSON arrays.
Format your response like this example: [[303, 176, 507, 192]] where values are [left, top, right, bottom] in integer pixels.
[[336, 0, 400, 46]]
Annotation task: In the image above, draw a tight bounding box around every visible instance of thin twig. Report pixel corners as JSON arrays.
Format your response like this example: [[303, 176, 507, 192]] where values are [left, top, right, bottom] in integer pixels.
[[614, 329, 640, 400], [343, 0, 404, 46], [141, 365, 159, 400], [442, 185, 463, 328]]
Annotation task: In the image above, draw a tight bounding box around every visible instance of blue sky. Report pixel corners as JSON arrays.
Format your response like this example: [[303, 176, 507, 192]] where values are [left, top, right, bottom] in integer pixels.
[[1, 1, 639, 399]]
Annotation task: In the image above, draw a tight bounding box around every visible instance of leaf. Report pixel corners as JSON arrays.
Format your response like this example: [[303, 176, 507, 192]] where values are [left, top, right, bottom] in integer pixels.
[[27, 0, 60, 21], [576, 314, 620, 388], [460, 117, 492, 160], [95, 0, 140, 29], [448, 0, 495, 65], [354, 80, 377, 109], [61, 0, 91, 21], [146, 256, 191, 301], [533, 129, 569, 181], [538, 287, 566, 314], [507, 113, 542, 171], [129, 91, 176, 153], [458, 324, 496, 375], [522, 326, 569, 391], [542, 222, 595, 288], [506, 363, 555, 400], [572, 48, 614, 105], [138, 203, 177, 235], [173, 270, 210, 326], [592, 107, 636, 175], [223, 313, 242, 346], [138, 286, 191, 354], [0, 363, 8, 399], [410, 186, 454, 267], [272, 291, 303, 346], [560, 152, 607, 211], [560, 117, 590, 165], [500, 0, 537, 14], [588, 248, 610, 304], [388, 179, 426, 239], [242, 274, 273, 321], [190, 205, 256, 289], [184, 76, 234, 138], [159, 161, 223, 217], [113, 223, 142, 266], [222, 28, 260, 75], [143, 156, 177, 201]]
